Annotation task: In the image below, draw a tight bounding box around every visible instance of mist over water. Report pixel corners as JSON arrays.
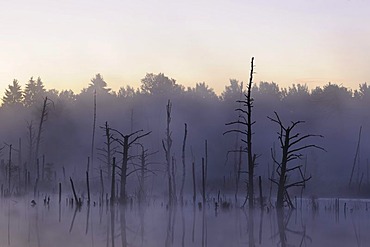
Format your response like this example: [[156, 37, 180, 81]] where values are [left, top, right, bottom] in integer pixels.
[[0, 76, 369, 196], [1, 195, 370, 247]]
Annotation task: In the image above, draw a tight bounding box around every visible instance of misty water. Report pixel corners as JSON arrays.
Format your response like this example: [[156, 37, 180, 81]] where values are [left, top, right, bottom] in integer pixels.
[[1, 194, 370, 247]]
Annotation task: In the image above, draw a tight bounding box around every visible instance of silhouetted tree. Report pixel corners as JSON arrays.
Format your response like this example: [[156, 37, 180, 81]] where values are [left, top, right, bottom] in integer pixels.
[[141, 73, 184, 95], [180, 123, 187, 205], [117, 85, 138, 98], [283, 84, 309, 100], [253, 81, 283, 103], [221, 79, 244, 101], [225, 57, 257, 209], [135, 143, 158, 203], [23, 77, 46, 107], [187, 82, 218, 100], [311, 82, 352, 111], [268, 112, 324, 209], [59, 90, 76, 101], [86, 73, 110, 94], [162, 100, 174, 206], [98, 122, 117, 181], [34, 97, 53, 178], [2, 79, 23, 107], [110, 128, 151, 204], [354, 82, 370, 101]]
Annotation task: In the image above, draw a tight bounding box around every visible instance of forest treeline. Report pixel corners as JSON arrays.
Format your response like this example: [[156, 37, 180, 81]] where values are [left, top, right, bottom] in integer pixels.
[[3, 73, 370, 107], [0, 72, 370, 197]]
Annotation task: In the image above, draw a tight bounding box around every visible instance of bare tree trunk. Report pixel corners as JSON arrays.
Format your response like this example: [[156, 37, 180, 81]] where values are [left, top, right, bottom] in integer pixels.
[[235, 146, 242, 201], [224, 57, 256, 209], [86, 171, 90, 204], [247, 58, 255, 209], [42, 154, 45, 182], [70, 177, 80, 207], [35, 97, 48, 174], [110, 128, 151, 204], [258, 176, 263, 209], [269, 112, 324, 209], [205, 140, 208, 189], [120, 137, 129, 203], [349, 126, 362, 188], [172, 157, 177, 204], [163, 100, 173, 206], [111, 157, 116, 204], [180, 123, 187, 205], [8, 145, 12, 193], [105, 122, 112, 181], [90, 90, 97, 175], [100, 169, 104, 201], [202, 158, 206, 204], [192, 161, 196, 204], [139, 149, 145, 203]]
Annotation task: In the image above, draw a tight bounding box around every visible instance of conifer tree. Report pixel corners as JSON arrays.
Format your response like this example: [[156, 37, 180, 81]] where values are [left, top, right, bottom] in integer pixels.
[[2, 79, 23, 106]]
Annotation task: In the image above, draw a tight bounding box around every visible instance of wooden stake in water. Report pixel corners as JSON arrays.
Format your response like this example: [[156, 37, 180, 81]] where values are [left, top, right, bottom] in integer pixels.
[[59, 182, 62, 204], [86, 171, 90, 204], [202, 158, 206, 204], [70, 177, 79, 207]]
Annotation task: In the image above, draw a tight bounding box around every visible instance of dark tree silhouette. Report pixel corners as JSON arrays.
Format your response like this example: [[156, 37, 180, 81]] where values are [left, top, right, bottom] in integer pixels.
[[2, 79, 23, 107], [98, 122, 117, 182], [187, 82, 218, 100], [162, 100, 174, 206], [135, 143, 158, 204], [110, 128, 151, 204], [23, 77, 46, 107], [86, 73, 110, 94], [268, 112, 325, 209], [35, 97, 53, 178], [221, 79, 244, 101], [180, 123, 187, 205], [141, 73, 184, 95], [225, 57, 257, 209]]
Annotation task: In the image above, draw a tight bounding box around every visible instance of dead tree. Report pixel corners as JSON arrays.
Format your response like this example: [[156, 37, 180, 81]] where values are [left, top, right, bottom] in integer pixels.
[[90, 90, 97, 174], [110, 157, 116, 204], [110, 128, 151, 204], [349, 126, 362, 188], [26, 121, 36, 176], [224, 57, 256, 209], [135, 143, 158, 203], [98, 121, 117, 182], [35, 97, 52, 173], [162, 100, 174, 206], [180, 123, 188, 205], [268, 112, 325, 209], [7, 144, 12, 193]]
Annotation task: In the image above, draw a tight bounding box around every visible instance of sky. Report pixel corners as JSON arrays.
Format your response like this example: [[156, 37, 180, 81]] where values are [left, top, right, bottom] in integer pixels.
[[0, 0, 370, 95]]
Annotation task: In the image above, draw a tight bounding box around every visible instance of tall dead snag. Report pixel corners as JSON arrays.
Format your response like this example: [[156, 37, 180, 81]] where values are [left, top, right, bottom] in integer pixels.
[[135, 143, 158, 204], [98, 122, 117, 182], [110, 129, 151, 204], [110, 157, 116, 204], [180, 123, 188, 205], [162, 100, 173, 206], [171, 157, 177, 203], [192, 159, 196, 204], [349, 126, 362, 188], [26, 121, 35, 177], [224, 57, 256, 209], [8, 144, 12, 193], [90, 90, 97, 174], [268, 112, 325, 209], [35, 97, 51, 175]]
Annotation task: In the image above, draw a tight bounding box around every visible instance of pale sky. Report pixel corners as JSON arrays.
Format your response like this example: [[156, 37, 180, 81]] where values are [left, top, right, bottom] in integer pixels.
[[0, 0, 369, 94]]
